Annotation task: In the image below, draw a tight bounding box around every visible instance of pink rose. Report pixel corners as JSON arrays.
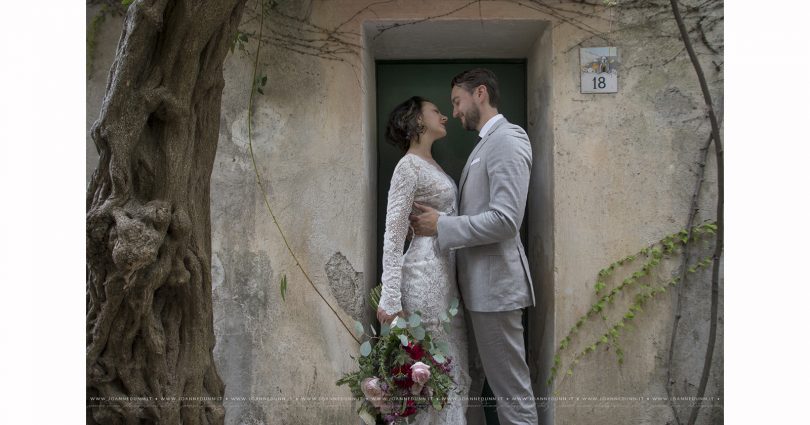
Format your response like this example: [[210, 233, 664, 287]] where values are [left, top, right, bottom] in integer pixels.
[[361, 377, 386, 408], [410, 361, 431, 385]]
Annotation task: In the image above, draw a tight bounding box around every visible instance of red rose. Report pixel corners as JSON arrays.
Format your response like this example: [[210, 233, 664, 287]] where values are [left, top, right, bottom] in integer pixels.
[[405, 342, 425, 360], [401, 399, 417, 417], [390, 364, 413, 388]]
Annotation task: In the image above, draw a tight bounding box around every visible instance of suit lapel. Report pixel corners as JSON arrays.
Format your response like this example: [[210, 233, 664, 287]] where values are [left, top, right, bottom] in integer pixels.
[[457, 148, 476, 195], [458, 117, 508, 200]]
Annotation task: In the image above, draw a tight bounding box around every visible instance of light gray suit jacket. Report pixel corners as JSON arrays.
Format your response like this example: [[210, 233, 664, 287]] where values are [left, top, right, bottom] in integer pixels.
[[437, 117, 535, 312]]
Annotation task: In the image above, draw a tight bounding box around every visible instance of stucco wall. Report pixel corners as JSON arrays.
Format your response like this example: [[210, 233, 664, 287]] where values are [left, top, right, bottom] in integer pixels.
[[87, 1, 723, 424], [547, 4, 724, 423]]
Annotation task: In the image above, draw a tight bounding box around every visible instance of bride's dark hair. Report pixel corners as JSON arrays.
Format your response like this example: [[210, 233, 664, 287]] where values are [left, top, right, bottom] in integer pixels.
[[384, 96, 428, 153]]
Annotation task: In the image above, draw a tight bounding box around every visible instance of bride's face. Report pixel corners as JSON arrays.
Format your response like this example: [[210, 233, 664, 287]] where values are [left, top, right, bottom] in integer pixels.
[[420, 102, 448, 140]]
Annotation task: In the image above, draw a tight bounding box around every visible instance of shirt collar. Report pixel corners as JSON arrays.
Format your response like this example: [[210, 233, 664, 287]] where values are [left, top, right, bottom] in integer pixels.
[[478, 113, 504, 139]]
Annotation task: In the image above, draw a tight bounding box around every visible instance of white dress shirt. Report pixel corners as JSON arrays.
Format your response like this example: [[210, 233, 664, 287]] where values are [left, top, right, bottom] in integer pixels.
[[478, 113, 504, 138]]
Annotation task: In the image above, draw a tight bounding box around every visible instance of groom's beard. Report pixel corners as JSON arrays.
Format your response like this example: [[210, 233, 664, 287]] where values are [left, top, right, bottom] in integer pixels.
[[462, 105, 480, 131]]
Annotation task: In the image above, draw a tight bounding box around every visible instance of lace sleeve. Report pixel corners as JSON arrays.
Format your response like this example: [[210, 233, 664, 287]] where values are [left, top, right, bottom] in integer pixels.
[[379, 157, 419, 315]]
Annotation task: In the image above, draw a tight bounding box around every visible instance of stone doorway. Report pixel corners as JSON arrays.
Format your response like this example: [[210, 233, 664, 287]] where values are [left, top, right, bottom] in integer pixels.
[[362, 18, 556, 425]]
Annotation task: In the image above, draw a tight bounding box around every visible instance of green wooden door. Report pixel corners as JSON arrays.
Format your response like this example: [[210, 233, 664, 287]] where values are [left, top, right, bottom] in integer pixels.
[[375, 61, 527, 425]]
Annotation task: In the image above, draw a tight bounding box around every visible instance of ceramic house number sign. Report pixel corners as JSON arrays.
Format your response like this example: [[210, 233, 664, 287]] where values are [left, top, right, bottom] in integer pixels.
[[580, 47, 619, 93]]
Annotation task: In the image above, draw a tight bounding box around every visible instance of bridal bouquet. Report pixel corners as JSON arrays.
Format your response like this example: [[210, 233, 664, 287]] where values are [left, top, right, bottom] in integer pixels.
[[336, 285, 460, 424]]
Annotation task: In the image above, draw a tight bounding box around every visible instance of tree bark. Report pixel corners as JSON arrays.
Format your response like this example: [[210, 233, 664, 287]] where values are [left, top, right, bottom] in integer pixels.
[[86, 1, 246, 423]]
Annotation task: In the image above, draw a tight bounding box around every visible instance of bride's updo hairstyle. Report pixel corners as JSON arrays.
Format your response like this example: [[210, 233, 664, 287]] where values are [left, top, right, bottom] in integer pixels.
[[385, 96, 428, 153]]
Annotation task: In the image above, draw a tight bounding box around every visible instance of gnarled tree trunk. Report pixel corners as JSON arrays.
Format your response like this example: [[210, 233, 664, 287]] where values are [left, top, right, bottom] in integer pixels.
[[86, 1, 246, 423]]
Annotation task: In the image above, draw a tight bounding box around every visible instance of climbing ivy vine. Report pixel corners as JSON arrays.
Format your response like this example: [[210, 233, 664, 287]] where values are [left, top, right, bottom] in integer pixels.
[[549, 221, 717, 389]]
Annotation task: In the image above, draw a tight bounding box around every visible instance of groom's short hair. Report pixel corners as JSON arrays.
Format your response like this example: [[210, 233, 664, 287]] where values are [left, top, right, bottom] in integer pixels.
[[450, 68, 500, 108]]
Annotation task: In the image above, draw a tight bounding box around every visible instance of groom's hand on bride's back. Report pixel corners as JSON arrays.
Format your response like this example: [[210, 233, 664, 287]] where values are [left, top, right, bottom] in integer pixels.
[[409, 202, 438, 236]]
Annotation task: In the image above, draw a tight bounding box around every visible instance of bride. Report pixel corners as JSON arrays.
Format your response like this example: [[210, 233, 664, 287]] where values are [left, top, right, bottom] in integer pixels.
[[376, 96, 471, 424]]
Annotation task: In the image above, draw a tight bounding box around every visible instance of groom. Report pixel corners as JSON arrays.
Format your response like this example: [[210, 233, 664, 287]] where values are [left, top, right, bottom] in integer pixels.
[[410, 68, 538, 424]]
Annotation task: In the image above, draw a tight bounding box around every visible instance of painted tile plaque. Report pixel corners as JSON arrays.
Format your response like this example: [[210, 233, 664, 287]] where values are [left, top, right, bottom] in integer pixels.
[[580, 47, 619, 93]]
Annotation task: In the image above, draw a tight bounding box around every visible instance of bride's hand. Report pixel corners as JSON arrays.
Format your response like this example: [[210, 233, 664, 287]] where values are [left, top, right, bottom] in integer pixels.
[[377, 307, 405, 324]]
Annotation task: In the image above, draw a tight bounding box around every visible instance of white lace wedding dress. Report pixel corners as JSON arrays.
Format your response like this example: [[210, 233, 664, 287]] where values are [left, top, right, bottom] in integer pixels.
[[378, 153, 471, 424]]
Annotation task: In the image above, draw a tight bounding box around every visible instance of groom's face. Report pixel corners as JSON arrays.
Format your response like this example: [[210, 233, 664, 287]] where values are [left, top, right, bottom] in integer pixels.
[[451, 85, 480, 132]]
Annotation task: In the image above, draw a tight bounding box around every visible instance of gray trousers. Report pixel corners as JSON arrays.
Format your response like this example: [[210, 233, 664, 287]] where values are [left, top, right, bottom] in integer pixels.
[[465, 309, 538, 425]]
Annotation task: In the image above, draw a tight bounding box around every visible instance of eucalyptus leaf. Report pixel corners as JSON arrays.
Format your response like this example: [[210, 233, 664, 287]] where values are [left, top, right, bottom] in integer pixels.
[[436, 341, 449, 355], [408, 313, 421, 327], [433, 354, 446, 363], [412, 326, 425, 341], [450, 298, 459, 310], [448, 307, 458, 316], [399, 334, 409, 347], [396, 318, 408, 329], [439, 312, 449, 322], [279, 274, 287, 302], [381, 323, 390, 336], [360, 341, 372, 357], [354, 321, 364, 336]]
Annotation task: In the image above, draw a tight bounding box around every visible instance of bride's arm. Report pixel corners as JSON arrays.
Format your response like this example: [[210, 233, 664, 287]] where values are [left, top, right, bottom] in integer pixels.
[[378, 157, 419, 317]]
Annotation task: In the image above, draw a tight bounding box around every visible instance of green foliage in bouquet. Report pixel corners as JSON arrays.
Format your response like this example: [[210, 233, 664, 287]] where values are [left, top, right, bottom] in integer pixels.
[[337, 285, 460, 424]]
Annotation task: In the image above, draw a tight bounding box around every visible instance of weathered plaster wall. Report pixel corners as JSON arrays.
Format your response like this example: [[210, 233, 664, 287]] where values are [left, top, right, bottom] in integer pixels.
[[210, 3, 372, 423], [87, 1, 722, 424], [546, 3, 723, 424]]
